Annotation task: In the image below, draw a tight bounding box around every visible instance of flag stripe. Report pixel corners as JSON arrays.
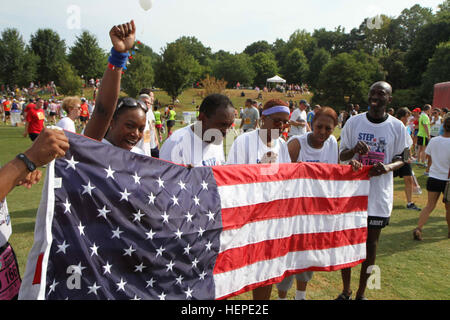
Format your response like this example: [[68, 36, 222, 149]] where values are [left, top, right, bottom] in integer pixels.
[[217, 178, 371, 209], [214, 227, 367, 275], [214, 243, 366, 299], [221, 196, 368, 231], [218, 211, 367, 253], [212, 163, 371, 187]]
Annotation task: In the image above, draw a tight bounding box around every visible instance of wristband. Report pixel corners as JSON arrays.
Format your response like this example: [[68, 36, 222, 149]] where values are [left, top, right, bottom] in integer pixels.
[[108, 47, 129, 69]]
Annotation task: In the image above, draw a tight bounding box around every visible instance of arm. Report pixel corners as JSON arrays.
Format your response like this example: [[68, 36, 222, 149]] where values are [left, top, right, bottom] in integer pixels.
[[0, 128, 69, 201], [287, 138, 301, 163], [340, 141, 369, 162], [83, 20, 136, 141]]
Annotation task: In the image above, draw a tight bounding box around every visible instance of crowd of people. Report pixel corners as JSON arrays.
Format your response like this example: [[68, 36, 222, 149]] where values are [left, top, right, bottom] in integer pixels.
[[1, 19, 449, 300]]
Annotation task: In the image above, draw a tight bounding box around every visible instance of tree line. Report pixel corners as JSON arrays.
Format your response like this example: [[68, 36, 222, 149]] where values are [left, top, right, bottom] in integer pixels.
[[0, 1, 449, 109]]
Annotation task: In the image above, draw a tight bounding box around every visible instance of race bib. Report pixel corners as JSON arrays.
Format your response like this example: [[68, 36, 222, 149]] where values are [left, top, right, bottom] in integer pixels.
[[0, 245, 21, 300], [37, 111, 45, 120], [244, 118, 251, 125], [143, 130, 150, 143], [359, 151, 385, 166]]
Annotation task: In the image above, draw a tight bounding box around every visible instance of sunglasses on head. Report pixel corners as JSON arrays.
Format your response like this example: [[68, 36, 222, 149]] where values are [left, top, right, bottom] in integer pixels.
[[116, 97, 148, 113]]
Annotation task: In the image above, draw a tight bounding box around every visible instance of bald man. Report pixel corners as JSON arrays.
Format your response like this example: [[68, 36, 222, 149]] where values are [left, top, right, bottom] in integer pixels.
[[337, 81, 411, 300]]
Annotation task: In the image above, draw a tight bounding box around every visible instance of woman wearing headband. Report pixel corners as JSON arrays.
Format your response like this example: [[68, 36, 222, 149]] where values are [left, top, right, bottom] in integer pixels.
[[275, 107, 339, 300], [226, 99, 291, 300]]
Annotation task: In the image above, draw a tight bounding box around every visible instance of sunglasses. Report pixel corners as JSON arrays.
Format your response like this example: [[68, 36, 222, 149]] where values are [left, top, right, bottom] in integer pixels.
[[267, 116, 289, 126], [116, 97, 148, 113]]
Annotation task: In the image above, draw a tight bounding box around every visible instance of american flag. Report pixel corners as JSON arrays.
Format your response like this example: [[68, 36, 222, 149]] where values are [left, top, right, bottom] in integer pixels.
[[19, 131, 370, 300]]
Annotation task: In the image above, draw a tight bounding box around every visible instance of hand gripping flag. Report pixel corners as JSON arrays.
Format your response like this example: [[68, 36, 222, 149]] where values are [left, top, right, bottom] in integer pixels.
[[19, 132, 370, 300]]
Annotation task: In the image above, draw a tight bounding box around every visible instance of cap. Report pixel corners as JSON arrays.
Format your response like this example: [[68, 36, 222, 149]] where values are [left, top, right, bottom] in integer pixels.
[[413, 108, 421, 113]]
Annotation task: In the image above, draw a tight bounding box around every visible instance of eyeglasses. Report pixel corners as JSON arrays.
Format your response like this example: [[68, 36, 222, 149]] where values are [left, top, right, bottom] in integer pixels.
[[116, 97, 148, 113]]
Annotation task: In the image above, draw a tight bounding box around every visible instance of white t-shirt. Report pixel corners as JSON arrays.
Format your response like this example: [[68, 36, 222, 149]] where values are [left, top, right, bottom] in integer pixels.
[[0, 199, 12, 247], [289, 108, 307, 137], [290, 133, 338, 164], [101, 139, 145, 155], [160, 124, 225, 167], [340, 113, 411, 218], [56, 117, 76, 133], [136, 109, 157, 156], [430, 117, 442, 137], [227, 130, 291, 165], [425, 136, 450, 181]]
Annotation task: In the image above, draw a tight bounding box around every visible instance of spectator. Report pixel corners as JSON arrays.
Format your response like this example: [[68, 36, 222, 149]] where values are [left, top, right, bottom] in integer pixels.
[[413, 115, 450, 240], [56, 97, 81, 133]]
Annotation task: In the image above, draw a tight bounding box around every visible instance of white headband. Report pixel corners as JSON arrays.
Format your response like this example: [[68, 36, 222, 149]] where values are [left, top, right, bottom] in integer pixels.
[[262, 106, 290, 116]]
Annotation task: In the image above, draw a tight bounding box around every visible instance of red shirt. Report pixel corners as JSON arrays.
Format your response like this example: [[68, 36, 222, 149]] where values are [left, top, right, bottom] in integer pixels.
[[80, 103, 89, 118], [2, 101, 11, 112], [26, 107, 45, 134]]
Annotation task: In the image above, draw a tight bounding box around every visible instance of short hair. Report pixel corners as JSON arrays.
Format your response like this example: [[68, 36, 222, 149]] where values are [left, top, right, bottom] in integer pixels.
[[443, 115, 450, 132], [423, 104, 432, 111], [395, 107, 411, 119], [199, 94, 234, 118], [139, 88, 152, 95], [62, 96, 81, 114], [263, 99, 288, 110], [442, 108, 449, 113], [245, 98, 253, 104], [312, 107, 338, 126]]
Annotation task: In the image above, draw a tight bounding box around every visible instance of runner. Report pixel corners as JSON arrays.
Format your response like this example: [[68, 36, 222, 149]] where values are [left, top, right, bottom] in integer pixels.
[[56, 96, 81, 133], [166, 105, 176, 137], [160, 94, 235, 167], [227, 99, 291, 300], [337, 81, 411, 300], [24, 98, 45, 141], [277, 107, 339, 300]]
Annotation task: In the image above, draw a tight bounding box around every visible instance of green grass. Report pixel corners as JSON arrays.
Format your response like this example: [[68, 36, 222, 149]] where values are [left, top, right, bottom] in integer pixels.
[[1, 96, 449, 300]]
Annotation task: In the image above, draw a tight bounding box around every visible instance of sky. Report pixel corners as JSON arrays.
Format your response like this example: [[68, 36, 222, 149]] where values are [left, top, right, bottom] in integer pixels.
[[0, 0, 445, 54]]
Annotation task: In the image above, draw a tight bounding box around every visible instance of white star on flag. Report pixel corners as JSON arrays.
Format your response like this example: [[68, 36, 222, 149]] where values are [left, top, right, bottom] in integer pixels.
[[81, 180, 96, 196], [104, 165, 115, 179], [166, 260, 175, 272], [123, 245, 136, 256], [201, 180, 208, 190], [145, 229, 155, 240], [111, 227, 123, 239], [132, 172, 141, 184], [147, 192, 156, 204], [155, 246, 165, 257], [132, 210, 145, 222], [62, 198, 71, 214], [87, 282, 101, 295], [206, 210, 215, 221], [116, 278, 127, 292], [156, 177, 164, 188], [193, 195, 200, 206], [65, 156, 79, 170], [77, 222, 85, 236], [134, 263, 146, 272], [185, 287, 193, 299], [97, 206, 111, 219], [56, 241, 69, 254], [103, 262, 112, 275], [178, 180, 186, 190], [119, 188, 131, 201], [185, 211, 193, 222], [171, 195, 179, 206], [90, 243, 99, 256]]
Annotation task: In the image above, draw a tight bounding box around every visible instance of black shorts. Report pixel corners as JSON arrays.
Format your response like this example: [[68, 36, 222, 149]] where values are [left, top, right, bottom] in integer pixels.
[[4, 111, 10, 116], [29, 133, 39, 141], [417, 136, 429, 146], [393, 162, 413, 178], [368, 216, 390, 229], [426, 177, 448, 193], [79, 116, 88, 122], [49, 112, 56, 116], [167, 120, 175, 128]]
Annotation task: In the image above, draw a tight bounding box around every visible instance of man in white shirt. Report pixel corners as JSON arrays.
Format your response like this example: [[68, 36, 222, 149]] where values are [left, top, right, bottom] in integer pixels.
[[288, 99, 309, 138], [160, 94, 235, 167], [337, 81, 411, 301]]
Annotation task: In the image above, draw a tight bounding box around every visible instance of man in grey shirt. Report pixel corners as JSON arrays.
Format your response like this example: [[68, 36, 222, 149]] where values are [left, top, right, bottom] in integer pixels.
[[240, 99, 260, 132]]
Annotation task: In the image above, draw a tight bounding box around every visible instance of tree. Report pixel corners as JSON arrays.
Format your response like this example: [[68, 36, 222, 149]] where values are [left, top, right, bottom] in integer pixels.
[[244, 41, 273, 56], [379, 49, 408, 90], [68, 31, 106, 80], [122, 54, 154, 98], [251, 52, 278, 87], [405, 12, 450, 87], [307, 48, 331, 90], [154, 42, 201, 102], [395, 4, 434, 50], [0, 28, 39, 87], [314, 50, 385, 108], [281, 48, 309, 85], [421, 41, 450, 101], [30, 29, 66, 84], [285, 29, 318, 61], [212, 53, 255, 88], [53, 60, 83, 96], [173, 36, 212, 66]]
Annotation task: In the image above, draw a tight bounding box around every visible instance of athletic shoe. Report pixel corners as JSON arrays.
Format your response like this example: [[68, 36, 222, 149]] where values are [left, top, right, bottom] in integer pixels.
[[406, 203, 421, 211], [335, 291, 352, 300]]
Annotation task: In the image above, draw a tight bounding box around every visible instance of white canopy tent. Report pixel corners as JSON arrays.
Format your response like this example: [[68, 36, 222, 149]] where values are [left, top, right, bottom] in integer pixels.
[[266, 75, 286, 84]]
